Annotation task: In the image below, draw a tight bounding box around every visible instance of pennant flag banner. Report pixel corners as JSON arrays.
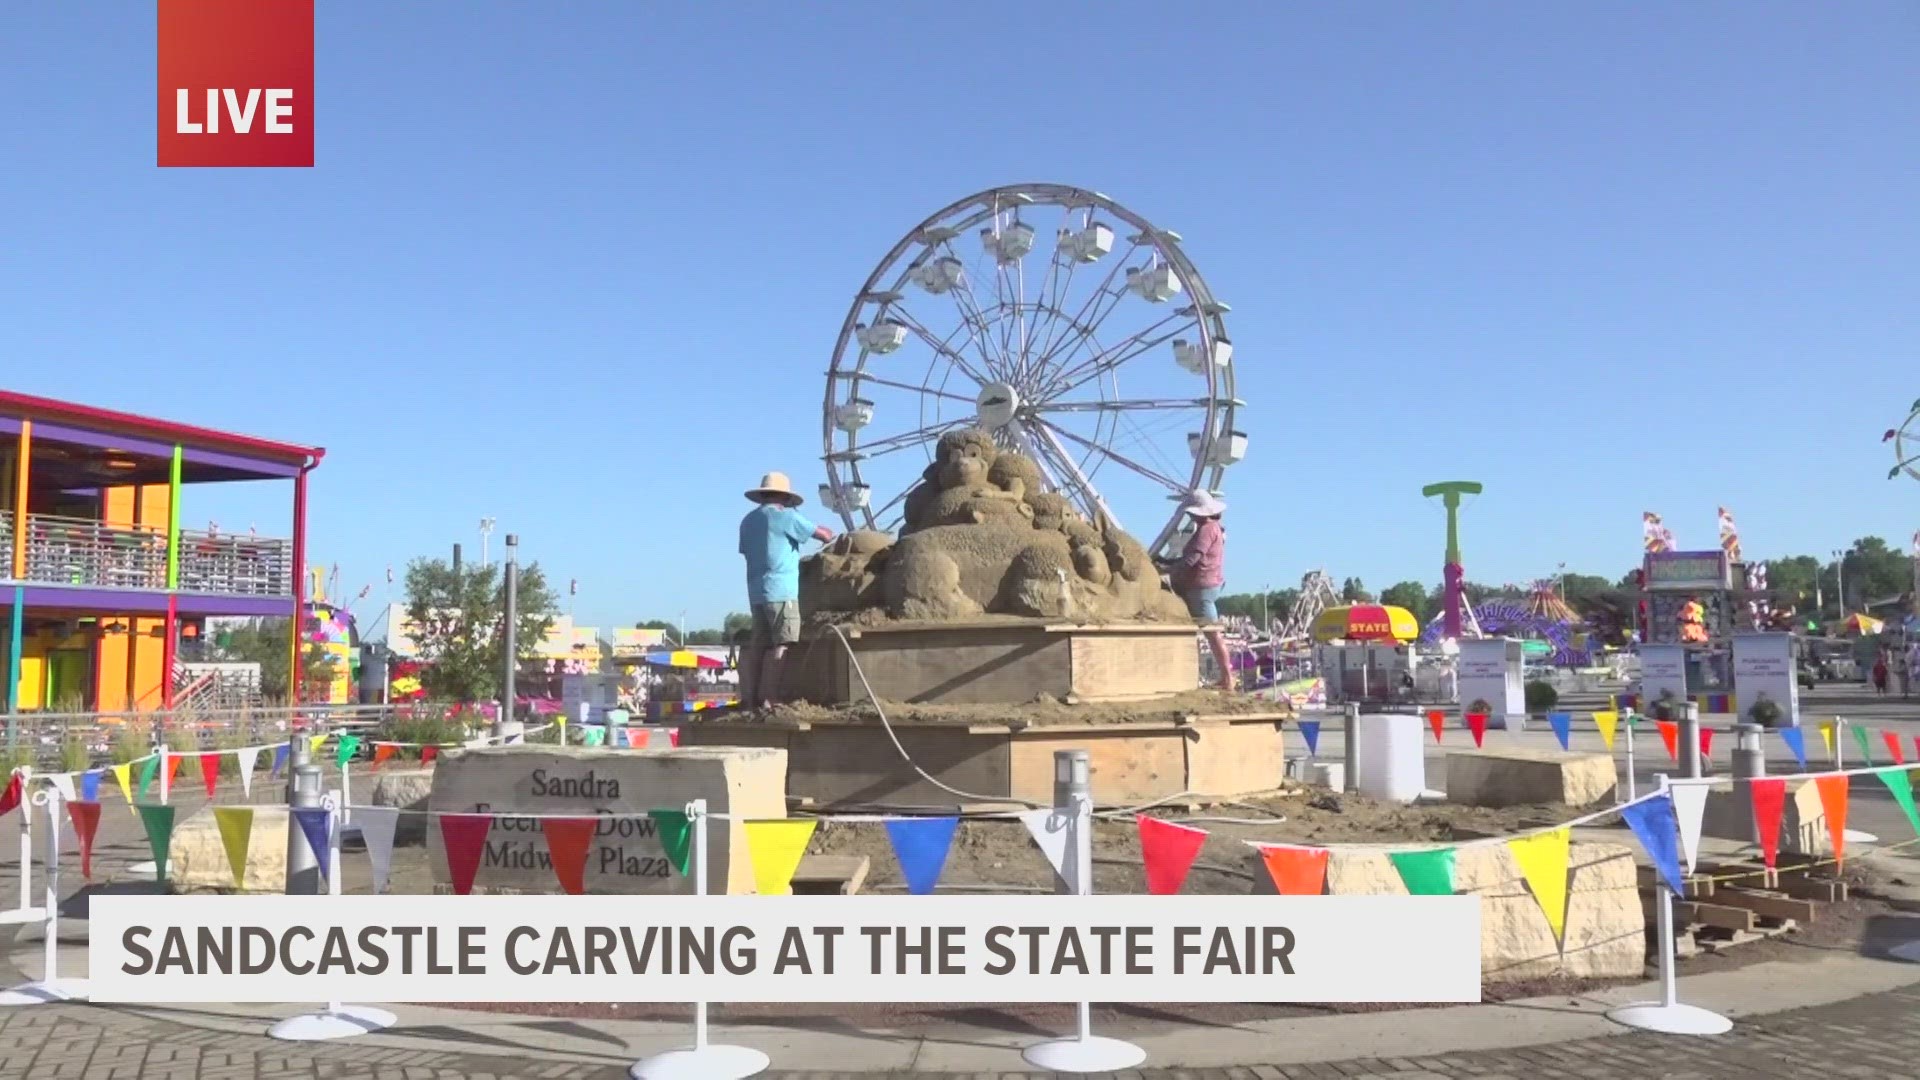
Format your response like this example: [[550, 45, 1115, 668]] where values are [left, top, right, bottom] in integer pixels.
[[1779, 727, 1808, 770], [1815, 775, 1850, 864], [1389, 848, 1457, 895], [649, 810, 693, 876], [137, 754, 158, 799], [1818, 721, 1835, 762], [1698, 729, 1714, 759], [1874, 768, 1920, 838], [1884, 730, 1907, 765], [212, 806, 254, 889], [199, 753, 222, 799], [309, 734, 327, 757], [1018, 808, 1073, 888], [1850, 723, 1874, 766], [1671, 783, 1709, 874], [1257, 844, 1330, 896], [167, 753, 183, 789], [1594, 710, 1619, 751], [1136, 816, 1208, 895], [0, 773, 19, 818], [137, 804, 176, 881], [440, 813, 494, 895], [1621, 794, 1685, 896], [1507, 828, 1572, 942], [885, 817, 960, 895], [236, 746, 261, 798], [421, 746, 439, 766], [111, 763, 133, 805], [744, 819, 816, 895], [68, 800, 102, 879], [1655, 720, 1679, 763], [1465, 712, 1488, 749], [668, 729, 682, 748], [335, 735, 362, 770], [373, 743, 397, 769], [292, 806, 333, 879], [1546, 712, 1571, 751], [80, 770, 101, 802], [271, 744, 289, 776], [541, 818, 597, 894], [1298, 720, 1321, 757], [1914, 734, 1920, 764], [1750, 778, 1786, 868], [1426, 710, 1446, 744], [47, 773, 75, 806], [355, 806, 400, 893]]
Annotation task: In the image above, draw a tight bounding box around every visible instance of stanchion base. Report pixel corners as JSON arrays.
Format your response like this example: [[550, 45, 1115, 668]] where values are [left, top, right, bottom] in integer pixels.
[[1886, 940, 1920, 963], [1022, 1035, 1148, 1072], [1845, 829, 1878, 845], [267, 1005, 398, 1041], [628, 1044, 769, 1079], [0, 978, 89, 1006], [1605, 1001, 1732, 1035], [127, 860, 172, 877], [0, 907, 47, 926]]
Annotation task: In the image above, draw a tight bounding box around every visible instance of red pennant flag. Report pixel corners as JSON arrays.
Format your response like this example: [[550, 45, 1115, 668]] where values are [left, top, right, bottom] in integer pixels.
[[1465, 712, 1488, 748], [68, 800, 102, 880], [668, 729, 682, 748], [1815, 775, 1850, 864], [373, 744, 397, 770], [1698, 729, 1714, 759], [1750, 778, 1786, 869], [1426, 710, 1446, 744], [542, 818, 597, 895], [1884, 730, 1907, 765], [0, 772, 21, 817], [1258, 844, 1331, 895], [1136, 815, 1208, 895], [1912, 734, 1920, 763], [440, 813, 493, 895], [421, 745, 439, 766], [199, 753, 222, 799], [1656, 720, 1679, 762]]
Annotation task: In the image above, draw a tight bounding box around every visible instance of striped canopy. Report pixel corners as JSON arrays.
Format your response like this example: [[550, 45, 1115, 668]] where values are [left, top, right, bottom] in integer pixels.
[[645, 650, 725, 669]]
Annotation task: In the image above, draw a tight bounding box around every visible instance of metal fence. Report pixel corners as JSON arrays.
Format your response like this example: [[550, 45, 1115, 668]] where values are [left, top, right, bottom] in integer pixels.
[[176, 527, 293, 596], [0, 703, 437, 770], [20, 513, 167, 590]]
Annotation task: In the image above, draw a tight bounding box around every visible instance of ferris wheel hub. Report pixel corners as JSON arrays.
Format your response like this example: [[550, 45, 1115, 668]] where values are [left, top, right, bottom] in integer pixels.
[[977, 382, 1021, 430]]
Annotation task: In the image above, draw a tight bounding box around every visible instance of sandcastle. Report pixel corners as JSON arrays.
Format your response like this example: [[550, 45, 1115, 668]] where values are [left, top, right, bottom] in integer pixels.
[[682, 429, 1291, 809]]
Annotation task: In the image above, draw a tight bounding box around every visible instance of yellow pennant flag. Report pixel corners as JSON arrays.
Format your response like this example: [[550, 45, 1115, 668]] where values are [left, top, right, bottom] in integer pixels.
[[309, 734, 328, 756], [1819, 721, 1835, 762], [1507, 827, 1572, 943], [1592, 711, 1619, 752], [212, 806, 254, 890], [744, 819, 817, 896], [111, 763, 134, 805]]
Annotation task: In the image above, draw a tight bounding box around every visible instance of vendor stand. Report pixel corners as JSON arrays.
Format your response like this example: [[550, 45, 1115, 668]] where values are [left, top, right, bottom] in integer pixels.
[[1309, 604, 1421, 707]]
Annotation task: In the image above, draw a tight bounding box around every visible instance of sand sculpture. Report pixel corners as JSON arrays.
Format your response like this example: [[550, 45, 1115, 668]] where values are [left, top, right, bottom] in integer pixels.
[[803, 429, 1190, 623]]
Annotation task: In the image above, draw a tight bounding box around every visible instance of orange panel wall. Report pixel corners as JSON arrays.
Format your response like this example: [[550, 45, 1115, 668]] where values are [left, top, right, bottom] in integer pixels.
[[93, 484, 175, 712]]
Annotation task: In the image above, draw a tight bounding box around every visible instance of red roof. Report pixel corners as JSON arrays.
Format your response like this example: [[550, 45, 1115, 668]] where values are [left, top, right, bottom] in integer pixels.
[[0, 389, 323, 466]]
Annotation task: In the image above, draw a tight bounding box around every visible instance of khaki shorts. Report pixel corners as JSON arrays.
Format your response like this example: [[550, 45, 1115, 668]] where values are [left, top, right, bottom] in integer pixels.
[[751, 601, 801, 647]]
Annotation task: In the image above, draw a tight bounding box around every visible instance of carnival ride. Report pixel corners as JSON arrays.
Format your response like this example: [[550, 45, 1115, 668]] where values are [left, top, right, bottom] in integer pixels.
[[1422, 480, 1483, 640], [819, 184, 1244, 559]]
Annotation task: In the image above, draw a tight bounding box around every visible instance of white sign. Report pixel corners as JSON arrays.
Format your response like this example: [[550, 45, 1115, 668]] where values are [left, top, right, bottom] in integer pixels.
[[1732, 633, 1799, 725], [1637, 644, 1689, 709], [89, 894, 1481, 1004]]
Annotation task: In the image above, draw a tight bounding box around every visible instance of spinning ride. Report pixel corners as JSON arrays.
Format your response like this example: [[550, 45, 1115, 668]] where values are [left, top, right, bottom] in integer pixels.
[[821, 184, 1243, 558]]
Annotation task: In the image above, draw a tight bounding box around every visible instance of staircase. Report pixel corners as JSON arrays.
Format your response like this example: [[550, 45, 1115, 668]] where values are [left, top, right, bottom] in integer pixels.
[[172, 662, 263, 711]]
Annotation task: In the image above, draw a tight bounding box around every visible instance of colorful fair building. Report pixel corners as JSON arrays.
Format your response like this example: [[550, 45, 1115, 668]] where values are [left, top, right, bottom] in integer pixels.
[[1, 391, 320, 712]]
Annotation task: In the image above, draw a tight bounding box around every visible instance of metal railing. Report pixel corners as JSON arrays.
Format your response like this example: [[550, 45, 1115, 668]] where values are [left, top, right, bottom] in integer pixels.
[[19, 513, 168, 590], [176, 527, 293, 596], [0, 703, 434, 771], [0, 509, 10, 564]]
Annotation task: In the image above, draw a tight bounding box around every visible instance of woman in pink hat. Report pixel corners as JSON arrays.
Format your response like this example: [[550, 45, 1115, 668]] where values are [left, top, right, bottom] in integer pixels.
[[1168, 491, 1234, 692]]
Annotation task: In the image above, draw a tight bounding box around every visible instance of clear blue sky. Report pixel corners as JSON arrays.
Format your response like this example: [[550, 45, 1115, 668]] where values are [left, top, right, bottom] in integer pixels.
[[3, 2, 1915, 628]]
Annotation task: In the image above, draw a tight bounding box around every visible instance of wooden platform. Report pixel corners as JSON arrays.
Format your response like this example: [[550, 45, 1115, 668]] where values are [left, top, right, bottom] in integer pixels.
[[779, 620, 1202, 706], [682, 711, 1292, 809]]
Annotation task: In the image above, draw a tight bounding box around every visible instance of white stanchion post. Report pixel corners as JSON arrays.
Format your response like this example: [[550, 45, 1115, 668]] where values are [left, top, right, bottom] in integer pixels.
[[0, 767, 45, 926], [1606, 775, 1731, 1035], [629, 799, 768, 1080], [1023, 751, 1146, 1073], [268, 792, 396, 1040], [0, 785, 87, 1004], [1622, 711, 1637, 802]]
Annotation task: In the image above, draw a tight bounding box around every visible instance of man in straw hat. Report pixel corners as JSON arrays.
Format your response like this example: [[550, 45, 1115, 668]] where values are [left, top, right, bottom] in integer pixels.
[[1158, 490, 1234, 692], [738, 471, 834, 709]]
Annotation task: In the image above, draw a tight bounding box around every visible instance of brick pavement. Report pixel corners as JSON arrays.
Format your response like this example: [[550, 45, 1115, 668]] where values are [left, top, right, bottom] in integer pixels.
[[0, 986, 1915, 1079]]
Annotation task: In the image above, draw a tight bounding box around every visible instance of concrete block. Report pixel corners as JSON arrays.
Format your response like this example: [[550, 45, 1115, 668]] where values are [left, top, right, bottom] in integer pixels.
[[170, 804, 290, 893], [1445, 748, 1618, 808], [1324, 841, 1643, 981], [368, 768, 435, 843], [427, 744, 788, 896]]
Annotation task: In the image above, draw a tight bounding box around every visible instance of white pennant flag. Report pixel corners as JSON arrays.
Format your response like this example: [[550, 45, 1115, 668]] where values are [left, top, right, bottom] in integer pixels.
[[354, 806, 401, 893], [1671, 784, 1710, 874], [1018, 808, 1075, 891], [48, 773, 76, 805], [235, 746, 262, 798]]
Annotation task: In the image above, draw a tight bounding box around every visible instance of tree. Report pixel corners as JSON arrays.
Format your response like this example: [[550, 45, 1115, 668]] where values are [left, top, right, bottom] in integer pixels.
[[1558, 574, 1613, 607], [211, 617, 336, 701], [1216, 588, 1298, 627], [403, 556, 558, 702], [1339, 577, 1374, 603], [1842, 536, 1910, 608], [1379, 581, 1430, 615]]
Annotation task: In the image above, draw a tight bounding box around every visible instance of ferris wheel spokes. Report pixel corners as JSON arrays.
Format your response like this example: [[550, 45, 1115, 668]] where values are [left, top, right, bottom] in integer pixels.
[[831, 418, 972, 463], [1036, 418, 1192, 495], [886, 307, 992, 387], [1040, 312, 1194, 402]]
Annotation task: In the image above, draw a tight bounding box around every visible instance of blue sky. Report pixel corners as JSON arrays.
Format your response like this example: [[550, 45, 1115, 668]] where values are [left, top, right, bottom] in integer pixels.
[[2, 2, 1915, 628]]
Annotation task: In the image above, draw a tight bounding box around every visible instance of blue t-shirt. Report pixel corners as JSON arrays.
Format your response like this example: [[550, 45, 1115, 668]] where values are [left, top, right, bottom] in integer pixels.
[[739, 503, 818, 606]]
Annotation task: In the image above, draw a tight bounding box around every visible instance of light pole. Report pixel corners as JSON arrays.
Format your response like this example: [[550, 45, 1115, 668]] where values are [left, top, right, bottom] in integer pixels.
[[1833, 549, 1847, 622], [1260, 584, 1269, 638], [479, 518, 497, 567]]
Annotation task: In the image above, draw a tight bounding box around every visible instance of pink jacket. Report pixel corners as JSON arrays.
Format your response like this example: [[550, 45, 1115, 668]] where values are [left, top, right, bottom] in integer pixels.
[[1176, 518, 1225, 590]]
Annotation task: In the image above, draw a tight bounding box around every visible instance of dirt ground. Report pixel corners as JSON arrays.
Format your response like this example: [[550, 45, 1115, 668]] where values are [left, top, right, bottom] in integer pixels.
[[711, 689, 1280, 728]]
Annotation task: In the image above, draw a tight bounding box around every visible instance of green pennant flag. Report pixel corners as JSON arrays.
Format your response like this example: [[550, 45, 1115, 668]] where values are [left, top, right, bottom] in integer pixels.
[[1389, 848, 1458, 895], [649, 809, 694, 876], [137, 754, 159, 799], [137, 804, 176, 882], [335, 735, 362, 770], [1875, 769, 1920, 837], [1851, 723, 1875, 766]]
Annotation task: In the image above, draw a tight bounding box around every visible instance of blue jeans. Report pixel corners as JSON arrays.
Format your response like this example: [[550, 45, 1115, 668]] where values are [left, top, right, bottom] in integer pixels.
[[1182, 585, 1221, 621]]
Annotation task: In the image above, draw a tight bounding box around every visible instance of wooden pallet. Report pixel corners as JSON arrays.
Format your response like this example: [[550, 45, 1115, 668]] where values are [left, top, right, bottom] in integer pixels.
[[1639, 857, 1843, 956]]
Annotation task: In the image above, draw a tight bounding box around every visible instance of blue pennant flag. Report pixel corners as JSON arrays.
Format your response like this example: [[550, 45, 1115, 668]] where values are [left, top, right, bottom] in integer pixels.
[[1298, 720, 1321, 757], [884, 817, 960, 895], [291, 806, 332, 879], [271, 744, 289, 776], [1620, 794, 1685, 897], [1779, 727, 1808, 771], [80, 770, 101, 802], [1547, 712, 1572, 751]]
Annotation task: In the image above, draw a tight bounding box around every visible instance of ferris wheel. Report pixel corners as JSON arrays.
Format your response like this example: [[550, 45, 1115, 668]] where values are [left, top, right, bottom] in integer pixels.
[[819, 184, 1245, 558], [1886, 398, 1920, 480]]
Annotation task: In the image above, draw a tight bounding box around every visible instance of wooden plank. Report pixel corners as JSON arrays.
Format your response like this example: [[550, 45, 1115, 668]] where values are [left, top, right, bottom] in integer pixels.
[[1715, 887, 1817, 923], [1184, 718, 1289, 796], [1769, 875, 1845, 902], [792, 855, 869, 896], [1644, 899, 1755, 932], [1637, 866, 1714, 898], [1067, 631, 1200, 701]]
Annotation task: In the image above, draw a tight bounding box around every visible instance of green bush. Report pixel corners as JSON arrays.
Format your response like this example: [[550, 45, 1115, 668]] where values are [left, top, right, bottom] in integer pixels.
[[1525, 680, 1559, 713], [1466, 698, 1494, 716], [57, 737, 91, 775], [380, 708, 469, 762], [110, 725, 154, 765], [1746, 697, 1783, 728]]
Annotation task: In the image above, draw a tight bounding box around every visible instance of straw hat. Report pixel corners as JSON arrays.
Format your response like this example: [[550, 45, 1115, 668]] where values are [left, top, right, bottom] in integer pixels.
[[1180, 490, 1226, 517], [745, 471, 804, 506]]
